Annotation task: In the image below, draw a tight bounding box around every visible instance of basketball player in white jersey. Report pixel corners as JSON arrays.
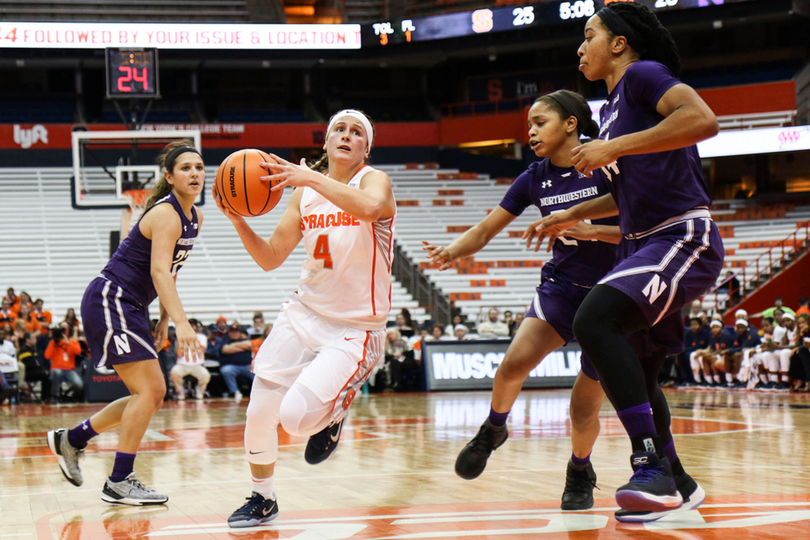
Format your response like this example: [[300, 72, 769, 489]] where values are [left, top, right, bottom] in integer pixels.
[[213, 109, 396, 528]]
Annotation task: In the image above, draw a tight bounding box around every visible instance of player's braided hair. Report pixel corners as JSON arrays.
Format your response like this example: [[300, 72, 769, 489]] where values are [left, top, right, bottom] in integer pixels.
[[602, 2, 681, 77], [308, 109, 375, 174], [146, 139, 200, 208]]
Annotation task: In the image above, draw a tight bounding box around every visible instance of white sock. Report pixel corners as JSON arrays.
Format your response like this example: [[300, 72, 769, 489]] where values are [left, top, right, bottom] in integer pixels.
[[713, 374, 721, 384], [768, 374, 778, 383], [759, 374, 769, 384], [725, 373, 733, 383], [252, 476, 276, 501]]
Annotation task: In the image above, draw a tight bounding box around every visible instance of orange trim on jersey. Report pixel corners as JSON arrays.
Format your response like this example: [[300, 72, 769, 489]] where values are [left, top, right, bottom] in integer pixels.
[[371, 222, 378, 316], [387, 218, 395, 306], [331, 331, 371, 414]]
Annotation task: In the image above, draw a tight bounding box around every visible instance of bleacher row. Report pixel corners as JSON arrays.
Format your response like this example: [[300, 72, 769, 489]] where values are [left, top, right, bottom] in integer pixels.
[[2, 165, 809, 329], [0, 167, 425, 327]]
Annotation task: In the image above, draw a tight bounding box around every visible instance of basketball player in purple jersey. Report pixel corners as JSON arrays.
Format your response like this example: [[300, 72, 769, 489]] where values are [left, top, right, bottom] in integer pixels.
[[528, 3, 723, 521], [47, 140, 206, 506], [425, 90, 702, 512]]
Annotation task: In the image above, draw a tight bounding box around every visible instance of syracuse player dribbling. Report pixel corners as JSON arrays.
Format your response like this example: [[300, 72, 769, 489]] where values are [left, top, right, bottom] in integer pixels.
[[214, 109, 396, 528]]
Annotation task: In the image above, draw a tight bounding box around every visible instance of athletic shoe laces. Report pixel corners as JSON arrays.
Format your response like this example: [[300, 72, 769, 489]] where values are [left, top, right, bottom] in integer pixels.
[[629, 464, 666, 484], [565, 470, 598, 493], [469, 425, 502, 452]]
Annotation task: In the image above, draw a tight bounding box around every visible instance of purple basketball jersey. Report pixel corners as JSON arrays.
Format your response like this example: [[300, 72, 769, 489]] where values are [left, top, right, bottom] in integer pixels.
[[101, 192, 198, 306], [500, 159, 617, 287], [598, 61, 711, 235]]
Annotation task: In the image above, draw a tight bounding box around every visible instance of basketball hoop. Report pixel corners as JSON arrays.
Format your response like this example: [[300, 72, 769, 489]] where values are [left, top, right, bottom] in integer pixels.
[[121, 189, 152, 237]]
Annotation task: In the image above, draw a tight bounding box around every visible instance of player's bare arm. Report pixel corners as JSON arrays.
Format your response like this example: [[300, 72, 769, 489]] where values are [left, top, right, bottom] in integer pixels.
[[572, 85, 718, 175], [140, 203, 202, 361], [422, 206, 516, 271], [264, 155, 395, 222]]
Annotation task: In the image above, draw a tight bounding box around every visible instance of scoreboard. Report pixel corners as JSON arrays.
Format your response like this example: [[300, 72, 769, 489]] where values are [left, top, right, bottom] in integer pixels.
[[361, 0, 761, 47]]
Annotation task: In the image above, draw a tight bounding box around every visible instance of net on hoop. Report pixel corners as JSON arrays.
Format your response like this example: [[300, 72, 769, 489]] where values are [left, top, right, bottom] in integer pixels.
[[121, 189, 152, 237]]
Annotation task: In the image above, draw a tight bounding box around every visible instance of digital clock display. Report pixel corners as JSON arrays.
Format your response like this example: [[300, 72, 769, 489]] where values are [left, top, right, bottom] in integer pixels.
[[106, 48, 159, 98], [361, 0, 760, 47]]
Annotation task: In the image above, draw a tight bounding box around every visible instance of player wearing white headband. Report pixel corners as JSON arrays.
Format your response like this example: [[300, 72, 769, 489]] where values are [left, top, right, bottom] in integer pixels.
[[215, 108, 396, 528]]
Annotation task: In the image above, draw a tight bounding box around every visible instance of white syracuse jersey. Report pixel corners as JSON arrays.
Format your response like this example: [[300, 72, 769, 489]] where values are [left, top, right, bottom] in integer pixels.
[[296, 165, 396, 330]]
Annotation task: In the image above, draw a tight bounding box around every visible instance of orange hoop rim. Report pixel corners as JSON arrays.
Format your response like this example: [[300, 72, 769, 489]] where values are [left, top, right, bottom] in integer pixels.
[[123, 189, 151, 209]]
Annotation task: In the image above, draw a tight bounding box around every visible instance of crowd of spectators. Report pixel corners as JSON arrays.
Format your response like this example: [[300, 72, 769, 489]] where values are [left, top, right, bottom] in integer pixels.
[[667, 296, 810, 393], [4, 283, 808, 404]]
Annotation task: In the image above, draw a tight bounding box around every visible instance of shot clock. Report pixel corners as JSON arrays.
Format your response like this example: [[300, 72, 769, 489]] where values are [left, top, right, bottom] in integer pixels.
[[106, 48, 159, 98]]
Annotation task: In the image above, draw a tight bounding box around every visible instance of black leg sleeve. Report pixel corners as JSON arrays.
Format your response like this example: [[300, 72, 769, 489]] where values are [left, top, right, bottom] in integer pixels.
[[573, 284, 650, 411]]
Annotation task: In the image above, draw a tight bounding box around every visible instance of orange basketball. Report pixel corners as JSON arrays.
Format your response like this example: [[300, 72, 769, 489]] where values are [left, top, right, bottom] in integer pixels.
[[215, 149, 283, 217]]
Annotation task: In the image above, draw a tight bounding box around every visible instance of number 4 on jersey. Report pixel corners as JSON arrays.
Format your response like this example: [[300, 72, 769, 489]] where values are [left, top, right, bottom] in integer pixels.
[[314, 234, 333, 269]]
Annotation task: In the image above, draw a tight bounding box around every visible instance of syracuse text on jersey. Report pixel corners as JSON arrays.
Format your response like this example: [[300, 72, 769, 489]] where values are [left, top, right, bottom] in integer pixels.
[[300, 211, 361, 230]]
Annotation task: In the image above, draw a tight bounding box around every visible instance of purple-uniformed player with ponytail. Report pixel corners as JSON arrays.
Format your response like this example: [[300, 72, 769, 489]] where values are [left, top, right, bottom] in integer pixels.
[[529, 2, 723, 523], [46, 140, 206, 506]]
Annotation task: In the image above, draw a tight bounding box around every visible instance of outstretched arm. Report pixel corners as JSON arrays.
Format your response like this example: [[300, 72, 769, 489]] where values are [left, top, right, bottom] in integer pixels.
[[422, 206, 517, 271]]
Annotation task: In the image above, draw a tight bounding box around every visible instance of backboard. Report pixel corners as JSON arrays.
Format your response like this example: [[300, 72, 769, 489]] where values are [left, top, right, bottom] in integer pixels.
[[70, 129, 204, 210]]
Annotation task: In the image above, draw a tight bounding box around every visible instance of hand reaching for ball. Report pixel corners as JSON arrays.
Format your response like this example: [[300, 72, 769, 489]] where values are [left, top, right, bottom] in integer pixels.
[[261, 154, 322, 190]]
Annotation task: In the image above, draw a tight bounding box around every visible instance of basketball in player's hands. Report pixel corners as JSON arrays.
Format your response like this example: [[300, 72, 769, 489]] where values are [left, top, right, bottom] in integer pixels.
[[215, 149, 283, 217]]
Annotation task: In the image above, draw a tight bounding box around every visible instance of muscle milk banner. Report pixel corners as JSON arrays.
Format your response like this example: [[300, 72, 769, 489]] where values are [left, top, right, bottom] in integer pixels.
[[423, 339, 581, 391]]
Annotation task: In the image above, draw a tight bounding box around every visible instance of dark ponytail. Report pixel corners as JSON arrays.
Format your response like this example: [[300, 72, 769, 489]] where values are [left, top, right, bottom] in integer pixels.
[[146, 139, 200, 208], [537, 90, 599, 139], [599, 3, 681, 77]]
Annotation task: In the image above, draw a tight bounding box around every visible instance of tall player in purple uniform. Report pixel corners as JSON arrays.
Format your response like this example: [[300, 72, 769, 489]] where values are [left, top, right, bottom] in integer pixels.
[[529, 3, 723, 521], [424, 90, 702, 511], [47, 140, 206, 506]]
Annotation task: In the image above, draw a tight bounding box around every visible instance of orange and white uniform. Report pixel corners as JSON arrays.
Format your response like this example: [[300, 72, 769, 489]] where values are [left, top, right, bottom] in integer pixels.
[[297, 165, 395, 331], [249, 165, 395, 439]]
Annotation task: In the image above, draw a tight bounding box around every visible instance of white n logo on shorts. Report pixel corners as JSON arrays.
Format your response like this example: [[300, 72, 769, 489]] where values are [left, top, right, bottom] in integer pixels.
[[642, 275, 668, 304], [113, 334, 131, 355]]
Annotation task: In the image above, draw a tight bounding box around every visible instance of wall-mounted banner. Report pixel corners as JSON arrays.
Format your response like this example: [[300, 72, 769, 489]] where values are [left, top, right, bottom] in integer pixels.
[[0, 22, 361, 50], [422, 339, 581, 391]]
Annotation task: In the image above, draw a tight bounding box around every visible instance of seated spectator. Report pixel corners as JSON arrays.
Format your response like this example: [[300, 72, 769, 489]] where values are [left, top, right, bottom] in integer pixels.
[[718, 319, 759, 388], [13, 291, 32, 317], [796, 297, 810, 317], [453, 324, 470, 340], [381, 328, 417, 392], [32, 298, 52, 332], [210, 316, 229, 339], [444, 314, 464, 338], [0, 298, 17, 328], [789, 317, 810, 392], [428, 323, 446, 342], [214, 322, 254, 400], [476, 308, 510, 339], [170, 319, 210, 400], [760, 313, 798, 391], [62, 308, 81, 334], [761, 297, 796, 319], [247, 312, 267, 338], [0, 326, 18, 404], [410, 324, 431, 362], [393, 311, 415, 339], [44, 322, 83, 404], [691, 320, 732, 387], [17, 331, 49, 401], [503, 310, 514, 335], [3, 288, 20, 314], [512, 312, 524, 336], [677, 317, 710, 386], [16, 303, 42, 335]]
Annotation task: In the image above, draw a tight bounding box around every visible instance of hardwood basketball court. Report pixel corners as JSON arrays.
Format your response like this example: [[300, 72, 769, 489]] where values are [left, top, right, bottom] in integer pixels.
[[2, 388, 809, 539]]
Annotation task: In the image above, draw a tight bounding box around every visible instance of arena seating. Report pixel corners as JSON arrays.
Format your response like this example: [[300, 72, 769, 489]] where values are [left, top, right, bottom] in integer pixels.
[[381, 164, 810, 323], [0, 167, 424, 326], [2, 165, 808, 328]]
